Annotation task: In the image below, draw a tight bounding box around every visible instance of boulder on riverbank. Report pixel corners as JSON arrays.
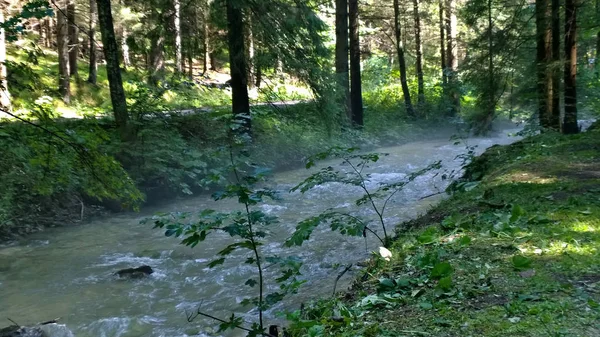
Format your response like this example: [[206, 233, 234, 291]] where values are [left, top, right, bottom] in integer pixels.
[[0, 326, 45, 337], [115, 265, 154, 279]]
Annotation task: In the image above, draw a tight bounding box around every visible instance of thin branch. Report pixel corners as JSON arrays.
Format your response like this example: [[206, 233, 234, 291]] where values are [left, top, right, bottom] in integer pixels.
[[332, 264, 353, 296]]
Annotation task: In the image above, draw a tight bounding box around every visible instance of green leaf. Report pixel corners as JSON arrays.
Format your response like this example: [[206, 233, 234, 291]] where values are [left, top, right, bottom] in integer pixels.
[[510, 204, 527, 222], [512, 255, 532, 270], [245, 279, 257, 287], [207, 258, 226, 268], [437, 276, 453, 290], [458, 235, 472, 246], [431, 262, 453, 279]]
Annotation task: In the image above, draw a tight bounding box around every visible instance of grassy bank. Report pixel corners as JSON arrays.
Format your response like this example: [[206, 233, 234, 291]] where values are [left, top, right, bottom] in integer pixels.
[[289, 130, 600, 336]]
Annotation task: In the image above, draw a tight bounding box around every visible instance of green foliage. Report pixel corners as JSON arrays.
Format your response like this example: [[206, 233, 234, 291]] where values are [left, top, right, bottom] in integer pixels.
[[1, 1, 53, 41], [288, 147, 442, 247], [146, 132, 305, 334], [0, 101, 142, 236]]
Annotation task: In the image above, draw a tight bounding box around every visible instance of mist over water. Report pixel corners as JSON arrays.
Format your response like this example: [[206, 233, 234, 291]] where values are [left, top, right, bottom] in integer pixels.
[[0, 127, 521, 337]]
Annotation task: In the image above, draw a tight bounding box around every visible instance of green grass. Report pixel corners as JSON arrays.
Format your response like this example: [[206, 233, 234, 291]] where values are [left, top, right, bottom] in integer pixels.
[[289, 130, 600, 337]]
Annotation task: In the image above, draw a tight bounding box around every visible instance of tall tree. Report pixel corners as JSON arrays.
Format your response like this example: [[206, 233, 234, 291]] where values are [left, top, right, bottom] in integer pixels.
[[439, 0, 447, 86], [536, 0, 552, 129], [563, 0, 578, 134], [413, 0, 425, 107], [349, 0, 363, 126], [393, 0, 414, 117], [550, 0, 560, 130], [57, 0, 71, 103], [227, 0, 251, 134], [0, 9, 10, 110], [596, 0, 599, 77], [335, 0, 351, 119], [445, 0, 459, 115], [88, 0, 97, 84], [67, 0, 78, 78], [121, 27, 130, 69], [174, 0, 182, 73], [97, 0, 129, 140]]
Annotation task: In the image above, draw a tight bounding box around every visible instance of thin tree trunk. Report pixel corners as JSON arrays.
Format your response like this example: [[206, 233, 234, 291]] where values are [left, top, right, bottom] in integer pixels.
[[41, 17, 48, 48], [563, 0, 578, 134], [446, 0, 459, 115], [174, 0, 182, 73], [335, 0, 351, 120], [67, 0, 78, 78], [550, 0, 560, 130], [413, 0, 425, 107], [97, 0, 129, 141], [594, 0, 600, 78], [202, 8, 210, 74], [46, 17, 54, 47], [121, 27, 130, 69], [226, 0, 251, 134], [393, 0, 414, 117], [349, 0, 363, 126], [0, 10, 10, 110], [255, 62, 262, 88], [57, 0, 71, 103], [439, 0, 447, 86], [88, 0, 97, 84], [536, 0, 552, 129], [248, 18, 255, 88], [485, 0, 495, 128]]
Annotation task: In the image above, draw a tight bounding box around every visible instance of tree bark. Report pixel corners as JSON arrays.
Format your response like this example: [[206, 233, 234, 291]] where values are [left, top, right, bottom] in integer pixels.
[[445, 0, 459, 115], [393, 0, 414, 117], [413, 0, 425, 107], [595, 0, 599, 78], [536, 0, 552, 129], [563, 0, 578, 134], [67, 0, 78, 78], [174, 0, 182, 73], [88, 0, 97, 84], [121, 27, 130, 69], [226, 0, 251, 134], [0, 10, 10, 110], [149, 35, 165, 85], [335, 0, 351, 120], [97, 0, 130, 141], [486, 0, 495, 126], [439, 0, 446, 86], [349, 0, 363, 126], [248, 17, 255, 88], [57, 0, 71, 103], [550, 0, 560, 130]]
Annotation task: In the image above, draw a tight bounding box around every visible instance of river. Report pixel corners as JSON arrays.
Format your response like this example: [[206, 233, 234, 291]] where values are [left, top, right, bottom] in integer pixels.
[[0, 126, 521, 337]]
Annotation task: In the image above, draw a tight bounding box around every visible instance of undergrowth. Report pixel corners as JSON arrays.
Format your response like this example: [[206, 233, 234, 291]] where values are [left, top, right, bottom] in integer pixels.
[[287, 130, 600, 336]]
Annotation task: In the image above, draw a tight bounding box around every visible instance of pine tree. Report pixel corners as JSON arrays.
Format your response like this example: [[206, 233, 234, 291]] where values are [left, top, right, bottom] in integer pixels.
[[563, 0, 578, 134], [0, 9, 10, 110], [57, 0, 71, 103], [393, 0, 414, 117], [88, 0, 97, 84], [335, 0, 351, 120], [349, 0, 363, 126], [227, 0, 251, 134]]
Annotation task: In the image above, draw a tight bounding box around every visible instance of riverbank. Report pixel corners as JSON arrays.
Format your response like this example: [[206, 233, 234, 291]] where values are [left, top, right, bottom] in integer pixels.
[[289, 129, 600, 336], [0, 104, 474, 241]]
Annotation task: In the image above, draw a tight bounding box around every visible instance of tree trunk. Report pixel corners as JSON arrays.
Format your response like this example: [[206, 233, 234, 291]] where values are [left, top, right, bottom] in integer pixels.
[[486, 0, 495, 125], [149, 35, 165, 85], [439, 0, 446, 86], [563, 0, 578, 134], [413, 0, 425, 107], [174, 0, 182, 73], [202, 8, 210, 74], [594, 0, 600, 78], [226, 0, 251, 135], [335, 0, 351, 120], [536, 0, 552, 129], [445, 0, 459, 115], [393, 0, 414, 117], [248, 18, 255, 88], [67, 0, 78, 78], [121, 27, 130, 69], [349, 0, 363, 126], [0, 10, 10, 110], [255, 62, 262, 88], [57, 0, 71, 103], [550, 0, 560, 130], [88, 0, 97, 84], [97, 0, 130, 141]]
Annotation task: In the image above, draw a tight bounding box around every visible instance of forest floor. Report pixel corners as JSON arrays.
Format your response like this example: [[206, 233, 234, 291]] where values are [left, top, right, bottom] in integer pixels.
[[294, 129, 600, 336]]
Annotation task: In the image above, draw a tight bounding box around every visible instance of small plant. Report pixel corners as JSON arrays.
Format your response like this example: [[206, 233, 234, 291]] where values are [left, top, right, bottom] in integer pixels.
[[146, 122, 304, 337], [286, 147, 441, 248]]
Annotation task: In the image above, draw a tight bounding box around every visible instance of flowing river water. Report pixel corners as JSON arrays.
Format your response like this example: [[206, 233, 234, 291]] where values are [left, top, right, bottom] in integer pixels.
[[0, 127, 521, 337]]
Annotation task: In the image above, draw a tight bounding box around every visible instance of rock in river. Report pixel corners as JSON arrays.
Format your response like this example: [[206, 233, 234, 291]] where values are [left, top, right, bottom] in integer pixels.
[[115, 265, 154, 279]]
